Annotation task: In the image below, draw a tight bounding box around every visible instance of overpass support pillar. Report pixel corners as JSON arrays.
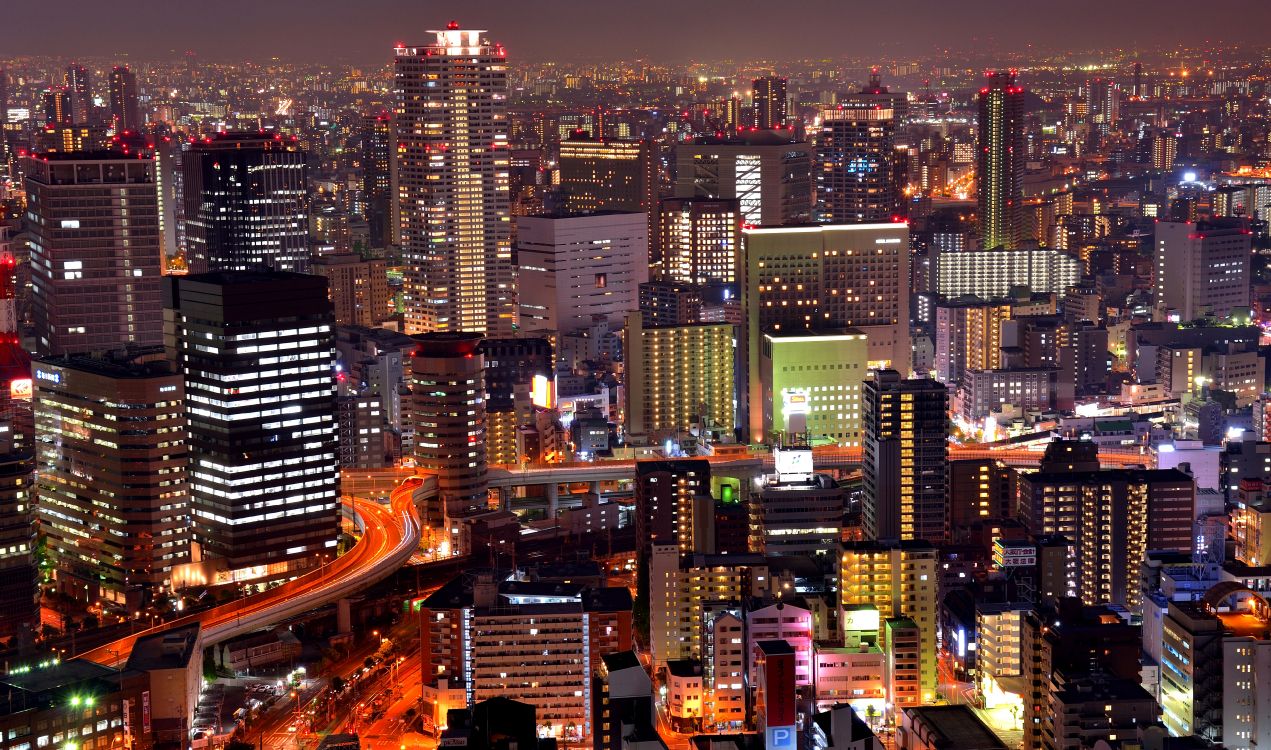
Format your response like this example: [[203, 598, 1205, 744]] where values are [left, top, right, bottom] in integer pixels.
[[337, 598, 353, 634], [589, 481, 602, 500], [496, 486, 511, 511], [546, 483, 559, 518]]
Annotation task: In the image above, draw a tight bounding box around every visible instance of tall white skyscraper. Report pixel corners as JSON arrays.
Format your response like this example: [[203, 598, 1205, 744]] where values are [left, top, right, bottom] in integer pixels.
[[393, 23, 514, 336]]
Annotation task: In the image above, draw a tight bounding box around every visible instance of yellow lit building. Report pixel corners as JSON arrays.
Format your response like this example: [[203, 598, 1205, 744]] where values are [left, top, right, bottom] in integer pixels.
[[624, 314, 735, 441], [839, 541, 938, 704], [1232, 479, 1271, 567]]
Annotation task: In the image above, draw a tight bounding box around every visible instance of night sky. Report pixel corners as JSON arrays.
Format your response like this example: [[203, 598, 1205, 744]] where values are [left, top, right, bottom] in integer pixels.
[[8, 0, 1271, 62]]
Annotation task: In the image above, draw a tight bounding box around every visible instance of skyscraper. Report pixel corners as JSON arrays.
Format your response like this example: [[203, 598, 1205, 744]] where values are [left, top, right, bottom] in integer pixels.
[[408, 332, 487, 527], [393, 24, 514, 336], [862, 370, 948, 542], [108, 66, 141, 133], [164, 272, 340, 582], [64, 64, 91, 124], [42, 88, 72, 127], [1154, 219, 1252, 320], [658, 197, 741, 285], [976, 71, 1025, 250], [182, 132, 310, 274], [360, 112, 393, 250], [557, 135, 660, 267], [817, 104, 903, 223], [24, 151, 164, 356], [674, 132, 814, 226], [752, 76, 788, 129], [34, 351, 189, 607]]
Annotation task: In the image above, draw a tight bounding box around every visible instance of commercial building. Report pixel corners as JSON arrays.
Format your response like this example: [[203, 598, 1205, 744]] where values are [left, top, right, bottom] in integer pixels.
[[311, 253, 389, 327], [517, 212, 648, 333], [742, 224, 910, 429], [623, 315, 735, 441], [557, 136, 659, 262], [107, 66, 140, 133], [182, 133, 310, 274], [977, 71, 1025, 250], [932, 298, 1012, 386], [639, 281, 703, 327], [839, 541, 938, 704], [659, 197, 742, 286], [757, 329, 870, 445], [674, 133, 814, 226], [164, 272, 340, 584], [1154, 219, 1251, 321], [634, 459, 712, 556], [752, 77, 788, 130], [25, 151, 163, 356], [360, 112, 394, 250], [862, 370, 948, 543], [408, 333, 488, 528], [125, 624, 203, 746], [0, 659, 154, 750], [0, 451, 36, 641], [747, 601, 814, 687], [481, 337, 552, 466], [34, 352, 188, 608], [394, 26, 514, 336], [592, 651, 656, 750], [932, 247, 1082, 300], [955, 367, 1060, 423], [418, 573, 633, 738], [750, 447, 845, 558], [817, 104, 902, 223]]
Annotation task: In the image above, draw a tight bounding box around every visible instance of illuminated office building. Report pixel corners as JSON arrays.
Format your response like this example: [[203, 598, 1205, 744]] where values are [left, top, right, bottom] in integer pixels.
[[64, 64, 91, 124], [751, 447, 846, 558], [650, 544, 770, 666], [752, 76, 789, 129], [624, 315, 735, 440], [361, 112, 394, 250], [34, 352, 188, 607], [164, 272, 340, 583], [182, 133, 310, 274], [1154, 219, 1251, 321], [108, 66, 140, 133], [409, 332, 488, 525], [817, 104, 902, 223], [742, 224, 910, 434], [311, 253, 390, 327], [932, 246, 1081, 300], [25, 151, 163, 356], [394, 25, 514, 336], [557, 136, 659, 262], [757, 329, 870, 445], [674, 132, 813, 226], [838, 540, 938, 704], [659, 197, 742, 285], [862, 370, 948, 543], [977, 71, 1025, 250]]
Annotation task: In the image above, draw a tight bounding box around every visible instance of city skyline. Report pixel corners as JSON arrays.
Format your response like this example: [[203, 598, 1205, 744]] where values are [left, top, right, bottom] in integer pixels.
[[4, 0, 1271, 63]]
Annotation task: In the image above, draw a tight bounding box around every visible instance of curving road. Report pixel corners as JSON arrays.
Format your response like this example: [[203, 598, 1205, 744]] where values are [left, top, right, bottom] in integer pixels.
[[79, 477, 427, 668]]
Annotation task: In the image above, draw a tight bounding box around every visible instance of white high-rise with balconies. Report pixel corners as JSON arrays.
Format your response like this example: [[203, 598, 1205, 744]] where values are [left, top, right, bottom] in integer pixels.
[[393, 23, 514, 336]]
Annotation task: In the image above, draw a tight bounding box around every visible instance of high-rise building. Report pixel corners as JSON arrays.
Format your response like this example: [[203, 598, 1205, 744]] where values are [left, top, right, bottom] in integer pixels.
[[932, 246, 1081, 300], [311, 253, 390, 327], [394, 25, 514, 336], [752, 76, 789, 129], [64, 64, 91, 124], [758, 329, 870, 445], [360, 112, 394, 250], [25, 151, 163, 356], [623, 315, 735, 440], [639, 281, 703, 327], [516, 211, 648, 334], [480, 336, 552, 466], [862, 370, 948, 543], [842, 71, 910, 122], [557, 136, 659, 263], [817, 104, 902, 223], [408, 332, 488, 527], [674, 132, 814, 226], [742, 224, 911, 433], [34, 351, 189, 608], [1154, 219, 1252, 321], [164, 272, 340, 583], [977, 71, 1025, 250], [418, 572, 633, 739], [182, 132, 310, 274], [751, 448, 846, 558], [659, 197, 742, 286], [108, 66, 141, 133], [839, 540, 938, 704], [634, 458, 712, 557], [42, 88, 72, 127]]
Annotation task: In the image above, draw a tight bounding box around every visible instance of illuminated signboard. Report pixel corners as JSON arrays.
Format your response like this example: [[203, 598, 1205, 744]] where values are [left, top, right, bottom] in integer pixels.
[[531, 374, 554, 409], [781, 388, 809, 415], [35, 369, 61, 385], [9, 378, 31, 400]]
